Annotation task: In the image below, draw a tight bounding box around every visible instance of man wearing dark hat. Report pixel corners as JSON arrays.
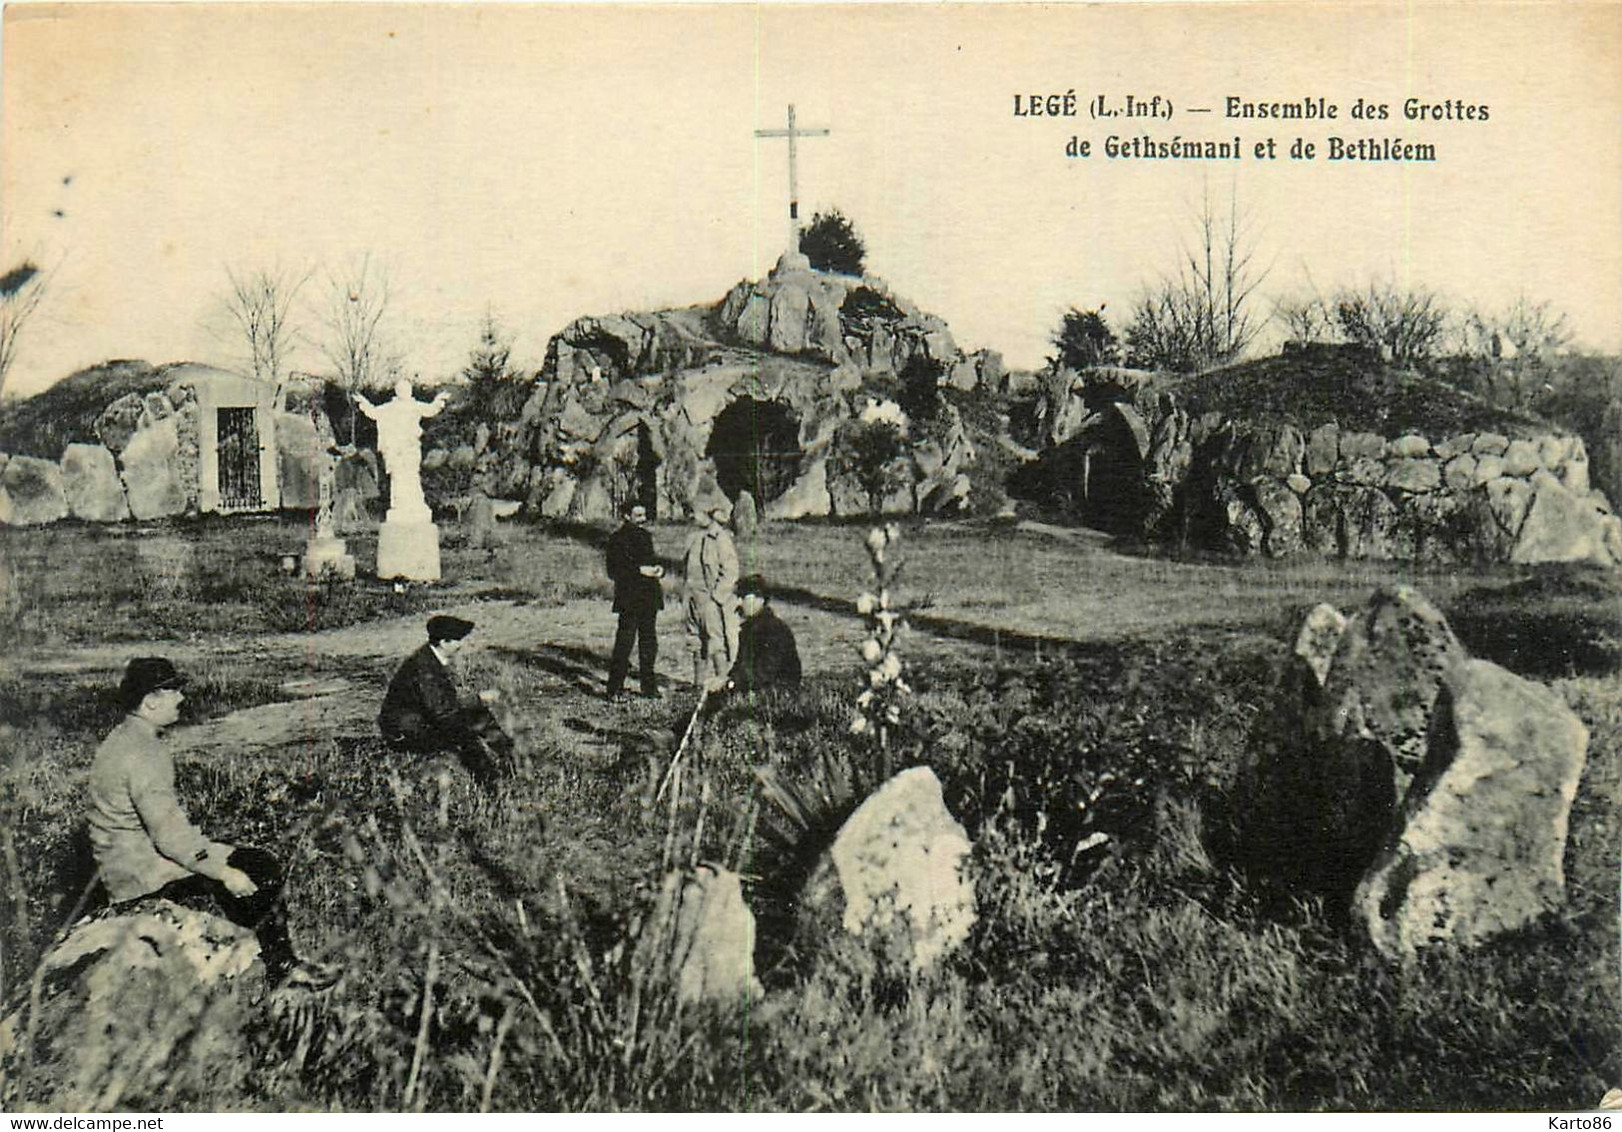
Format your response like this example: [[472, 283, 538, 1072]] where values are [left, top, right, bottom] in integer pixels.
[[604, 500, 664, 701], [717, 574, 801, 696], [380, 614, 514, 784], [86, 657, 337, 989]]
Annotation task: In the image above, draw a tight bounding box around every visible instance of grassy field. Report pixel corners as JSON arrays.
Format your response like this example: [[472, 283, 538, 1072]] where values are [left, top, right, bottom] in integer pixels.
[[1, 513, 1617, 1111]]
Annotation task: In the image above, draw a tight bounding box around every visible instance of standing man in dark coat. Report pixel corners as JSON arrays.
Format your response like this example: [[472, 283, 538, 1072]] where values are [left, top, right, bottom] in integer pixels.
[[605, 501, 665, 700], [380, 614, 514, 784], [717, 574, 802, 696]]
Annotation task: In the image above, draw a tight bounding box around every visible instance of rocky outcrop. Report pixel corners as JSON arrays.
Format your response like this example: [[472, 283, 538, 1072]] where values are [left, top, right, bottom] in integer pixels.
[[1242, 588, 1590, 956], [501, 259, 999, 523], [715, 253, 1003, 390], [0, 454, 70, 525], [798, 766, 976, 972]]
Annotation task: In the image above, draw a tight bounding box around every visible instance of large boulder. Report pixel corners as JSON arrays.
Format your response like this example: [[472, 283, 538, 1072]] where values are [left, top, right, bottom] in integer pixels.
[[119, 415, 187, 520], [1301, 483, 1400, 559], [799, 766, 975, 972], [1354, 659, 1588, 957], [0, 900, 261, 1108], [0, 454, 70, 526], [93, 392, 148, 456], [60, 443, 130, 522], [1511, 471, 1621, 566], [633, 867, 761, 1005]]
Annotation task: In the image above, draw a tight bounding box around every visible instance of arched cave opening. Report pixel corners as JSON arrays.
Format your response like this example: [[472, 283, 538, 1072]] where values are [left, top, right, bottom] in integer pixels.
[[705, 397, 804, 504]]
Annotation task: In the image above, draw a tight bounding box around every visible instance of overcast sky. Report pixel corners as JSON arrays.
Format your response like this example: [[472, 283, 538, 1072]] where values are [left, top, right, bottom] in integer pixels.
[[3, 2, 1619, 398]]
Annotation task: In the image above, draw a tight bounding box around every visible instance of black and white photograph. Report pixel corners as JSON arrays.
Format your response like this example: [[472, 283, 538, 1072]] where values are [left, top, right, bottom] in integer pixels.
[[1, 0, 1619, 1114]]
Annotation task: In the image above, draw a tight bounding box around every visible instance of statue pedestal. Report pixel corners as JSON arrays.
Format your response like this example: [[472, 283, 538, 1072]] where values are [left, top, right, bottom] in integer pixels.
[[377, 516, 441, 581], [303, 535, 356, 580]]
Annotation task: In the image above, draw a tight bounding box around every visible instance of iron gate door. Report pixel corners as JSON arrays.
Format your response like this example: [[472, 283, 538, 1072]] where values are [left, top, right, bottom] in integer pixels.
[[217, 407, 263, 510]]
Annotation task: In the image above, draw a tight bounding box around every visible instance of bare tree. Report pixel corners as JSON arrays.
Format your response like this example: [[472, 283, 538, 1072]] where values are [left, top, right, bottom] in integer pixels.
[[1125, 187, 1268, 372], [0, 260, 51, 399], [221, 263, 312, 402], [1273, 268, 1336, 346], [320, 255, 391, 444], [1332, 280, 1449, 366], [1456, 295, 1572, 408]]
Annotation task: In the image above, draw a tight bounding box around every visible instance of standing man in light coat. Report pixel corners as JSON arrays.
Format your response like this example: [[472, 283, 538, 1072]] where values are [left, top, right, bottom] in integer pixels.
[[682, 498, 740, 683]]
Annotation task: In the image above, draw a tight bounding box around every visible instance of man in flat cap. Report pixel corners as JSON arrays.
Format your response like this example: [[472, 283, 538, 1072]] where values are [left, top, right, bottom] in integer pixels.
[[724, 574, 802, 696], [683, 497, 740, 684], [380, 614, 514, 784], [87, 657, 337, 989]]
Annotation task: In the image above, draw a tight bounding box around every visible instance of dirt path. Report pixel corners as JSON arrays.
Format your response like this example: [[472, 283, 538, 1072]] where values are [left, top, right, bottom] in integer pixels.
[[27, 591, 982, 770]]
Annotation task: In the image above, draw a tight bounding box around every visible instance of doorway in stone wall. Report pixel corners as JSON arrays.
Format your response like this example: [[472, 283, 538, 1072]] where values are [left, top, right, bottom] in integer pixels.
[[705, 397, 803, 504], [216, 406, 263, 511]]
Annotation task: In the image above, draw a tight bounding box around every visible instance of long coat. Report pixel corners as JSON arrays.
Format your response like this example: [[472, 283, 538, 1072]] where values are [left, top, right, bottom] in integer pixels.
[[730, 605, 802, 694], [606, 522, 664, 614], [379, 643, 462, 748]]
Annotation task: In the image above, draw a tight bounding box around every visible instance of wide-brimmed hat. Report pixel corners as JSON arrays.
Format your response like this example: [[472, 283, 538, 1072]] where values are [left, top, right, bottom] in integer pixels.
[[120, 657, 187, 708], [696, 496, 732, 522], [427, 614, 475, 642], [738, 574, 770, 598]]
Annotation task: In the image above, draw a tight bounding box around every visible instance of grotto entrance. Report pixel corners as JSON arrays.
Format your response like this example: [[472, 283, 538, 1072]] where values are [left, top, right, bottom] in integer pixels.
[[705, 397, 804, 504], [1009, 404, 1149, 536]]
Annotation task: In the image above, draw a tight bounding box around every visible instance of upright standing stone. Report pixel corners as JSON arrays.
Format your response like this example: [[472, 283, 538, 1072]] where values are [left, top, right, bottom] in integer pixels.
[[60, 445, 129, 522], [634, 867, 761, 1005], [799, 766, 976, 972], [356, 380, 448, 581], [731, 489, 759, 545]]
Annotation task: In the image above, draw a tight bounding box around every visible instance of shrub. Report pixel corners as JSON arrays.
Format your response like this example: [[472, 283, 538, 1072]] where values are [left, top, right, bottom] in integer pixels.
[[799, 209, 866, 276]]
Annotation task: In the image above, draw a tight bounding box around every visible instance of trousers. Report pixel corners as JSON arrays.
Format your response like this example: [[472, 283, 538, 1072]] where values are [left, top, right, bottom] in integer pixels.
[[150, 846, 298, 979], [608, 605, 659, 695], [687, 595, 739, 680]]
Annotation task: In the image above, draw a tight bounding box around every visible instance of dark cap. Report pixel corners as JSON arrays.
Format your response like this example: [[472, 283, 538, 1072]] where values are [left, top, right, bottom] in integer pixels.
[[737, 574, 770, 598], [427, 614, 475, 642], [119, 657, 187, 710]]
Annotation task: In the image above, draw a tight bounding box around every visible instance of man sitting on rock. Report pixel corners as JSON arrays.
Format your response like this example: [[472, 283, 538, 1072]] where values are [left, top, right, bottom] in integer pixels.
[[87, 657, 338, 990], [380, 614, 515, 784], [711, 574, 801, 697]]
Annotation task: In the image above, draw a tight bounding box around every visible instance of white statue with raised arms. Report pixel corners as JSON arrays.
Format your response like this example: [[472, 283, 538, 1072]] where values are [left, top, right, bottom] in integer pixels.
[[354, 379, 448, 522]]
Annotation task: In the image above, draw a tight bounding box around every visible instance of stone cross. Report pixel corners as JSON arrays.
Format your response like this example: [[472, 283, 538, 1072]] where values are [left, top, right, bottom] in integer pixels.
[[755, 103, 830, 258]]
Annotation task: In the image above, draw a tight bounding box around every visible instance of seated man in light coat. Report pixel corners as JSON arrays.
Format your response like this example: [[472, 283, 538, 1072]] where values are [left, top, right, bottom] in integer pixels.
[[87, 657, 337, 990]]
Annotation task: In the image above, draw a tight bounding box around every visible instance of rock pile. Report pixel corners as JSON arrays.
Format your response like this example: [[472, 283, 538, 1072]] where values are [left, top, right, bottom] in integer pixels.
[[1023, 376, 1621, 566], [472, 256, 1000, 523], [1241, 587, 1589, 957]]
